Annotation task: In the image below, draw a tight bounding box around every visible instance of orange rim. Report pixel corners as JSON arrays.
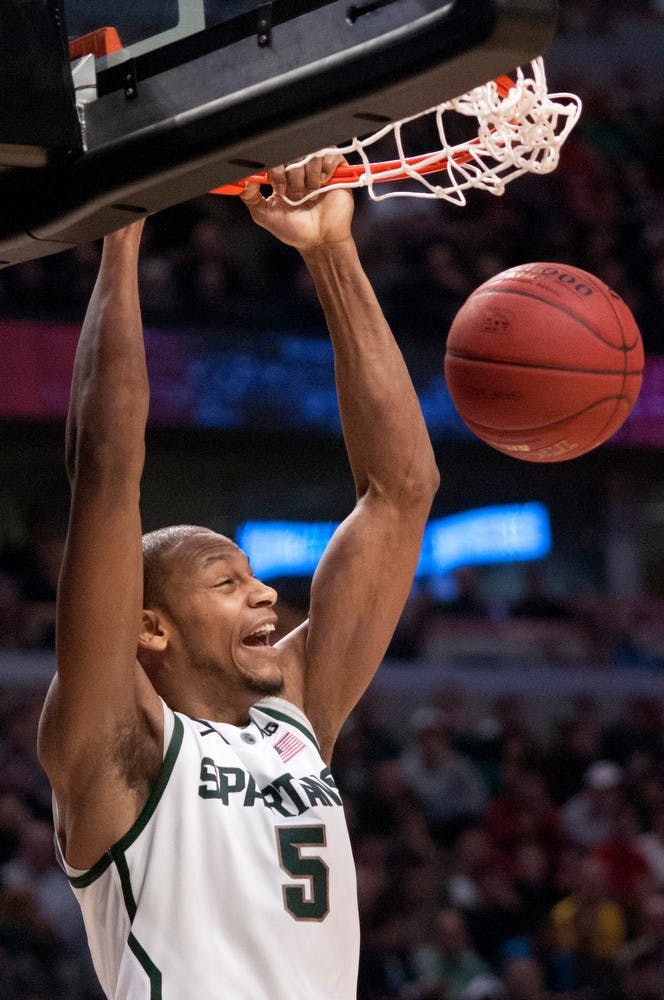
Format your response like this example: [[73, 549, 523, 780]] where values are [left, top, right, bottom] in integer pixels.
[[210, 74, 515, 196]]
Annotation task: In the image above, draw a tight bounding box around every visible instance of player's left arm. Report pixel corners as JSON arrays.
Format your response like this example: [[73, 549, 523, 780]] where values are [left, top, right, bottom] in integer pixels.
[[242, 162, 439, 760]]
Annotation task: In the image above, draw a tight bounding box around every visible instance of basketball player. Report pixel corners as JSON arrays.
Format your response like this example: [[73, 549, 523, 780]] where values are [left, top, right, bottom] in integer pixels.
[[38, 156, 439, 998]]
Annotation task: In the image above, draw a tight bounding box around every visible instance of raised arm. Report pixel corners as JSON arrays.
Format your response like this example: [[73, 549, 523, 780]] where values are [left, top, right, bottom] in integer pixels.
[[241, 164, 439, 758], [38, 222, 163, 864]]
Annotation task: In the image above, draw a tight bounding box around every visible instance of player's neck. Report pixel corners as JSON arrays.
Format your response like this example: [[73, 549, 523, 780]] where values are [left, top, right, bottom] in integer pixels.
[[154, 673, 267, 727]]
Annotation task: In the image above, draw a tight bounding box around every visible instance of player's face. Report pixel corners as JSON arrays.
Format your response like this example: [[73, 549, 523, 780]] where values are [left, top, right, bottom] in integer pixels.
[[164, 532, 282, 697]]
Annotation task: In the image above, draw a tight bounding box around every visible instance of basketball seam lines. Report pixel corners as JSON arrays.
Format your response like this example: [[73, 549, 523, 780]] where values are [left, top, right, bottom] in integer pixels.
[[463, 396, 632, 436], [444, 352, 642, 376], [469, 287, 642, 355]]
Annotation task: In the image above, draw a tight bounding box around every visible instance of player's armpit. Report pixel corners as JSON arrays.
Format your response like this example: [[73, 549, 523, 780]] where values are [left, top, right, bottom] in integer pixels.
[[40, 666, 163, 871]]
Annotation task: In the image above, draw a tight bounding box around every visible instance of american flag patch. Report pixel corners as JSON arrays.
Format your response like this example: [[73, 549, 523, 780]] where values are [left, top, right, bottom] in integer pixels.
[[274, 730, 305, 763]]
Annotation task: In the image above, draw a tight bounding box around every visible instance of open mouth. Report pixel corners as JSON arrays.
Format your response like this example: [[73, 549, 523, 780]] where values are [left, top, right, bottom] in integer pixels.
[[242, 624, 276, 648]]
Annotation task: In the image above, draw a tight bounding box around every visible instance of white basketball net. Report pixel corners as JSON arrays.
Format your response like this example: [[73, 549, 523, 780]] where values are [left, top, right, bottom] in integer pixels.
[[282, 57, 582, 205]]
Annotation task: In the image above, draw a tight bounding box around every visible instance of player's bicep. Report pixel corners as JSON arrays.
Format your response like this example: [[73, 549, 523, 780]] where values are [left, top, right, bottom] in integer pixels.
[[302, 492, 426, 745]]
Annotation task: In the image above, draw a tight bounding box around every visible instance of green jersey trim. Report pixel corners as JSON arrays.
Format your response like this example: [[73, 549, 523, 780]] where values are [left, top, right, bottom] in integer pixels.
[[68, 714, 185, 888], [259, 705, 319, 751], [128, 931, 162, 999], [113, 847, 137, 922], [67, 847, 113, 888]]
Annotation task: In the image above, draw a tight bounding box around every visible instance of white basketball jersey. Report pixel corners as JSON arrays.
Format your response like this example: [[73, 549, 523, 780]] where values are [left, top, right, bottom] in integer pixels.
[[55, 697, 359, 999]]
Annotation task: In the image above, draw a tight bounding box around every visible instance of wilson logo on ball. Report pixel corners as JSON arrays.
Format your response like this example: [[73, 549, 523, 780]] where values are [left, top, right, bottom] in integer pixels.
[[481, 310, 513, 335]]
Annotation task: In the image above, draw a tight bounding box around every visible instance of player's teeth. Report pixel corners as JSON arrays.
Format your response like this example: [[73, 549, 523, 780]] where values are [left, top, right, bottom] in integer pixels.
[[246, 624, 275, 643]]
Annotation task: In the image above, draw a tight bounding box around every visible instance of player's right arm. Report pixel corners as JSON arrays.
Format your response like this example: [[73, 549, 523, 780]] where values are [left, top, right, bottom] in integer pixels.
[[38, 222, 163, 868]]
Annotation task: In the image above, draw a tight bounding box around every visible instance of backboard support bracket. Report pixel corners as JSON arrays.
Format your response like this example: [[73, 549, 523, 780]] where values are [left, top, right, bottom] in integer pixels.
[[257, 3, 273, 47], [123, 60, 139, 101]]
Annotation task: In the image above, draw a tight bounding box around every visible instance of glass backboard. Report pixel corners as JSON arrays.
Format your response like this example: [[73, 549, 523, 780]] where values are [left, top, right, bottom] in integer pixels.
[[0, 0, 558, 267]]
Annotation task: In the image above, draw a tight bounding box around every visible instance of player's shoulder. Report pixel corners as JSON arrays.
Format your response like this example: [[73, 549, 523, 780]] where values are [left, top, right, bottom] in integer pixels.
[[251, 696, 319, 748]]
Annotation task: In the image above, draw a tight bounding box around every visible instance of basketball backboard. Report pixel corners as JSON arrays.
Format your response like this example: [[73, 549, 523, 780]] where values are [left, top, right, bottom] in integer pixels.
[[0, 0, 558, 267]]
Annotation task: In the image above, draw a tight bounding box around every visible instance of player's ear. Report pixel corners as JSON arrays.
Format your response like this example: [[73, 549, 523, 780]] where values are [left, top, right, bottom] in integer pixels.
[[138, 608, 169, 653]]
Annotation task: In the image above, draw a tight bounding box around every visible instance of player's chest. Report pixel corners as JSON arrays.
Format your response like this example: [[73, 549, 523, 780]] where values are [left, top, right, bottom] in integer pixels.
[[188, 719, 343, 821]]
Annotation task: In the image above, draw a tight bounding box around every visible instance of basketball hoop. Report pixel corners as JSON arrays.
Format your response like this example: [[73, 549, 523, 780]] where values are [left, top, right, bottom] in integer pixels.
[[211, 58, 581, 205]]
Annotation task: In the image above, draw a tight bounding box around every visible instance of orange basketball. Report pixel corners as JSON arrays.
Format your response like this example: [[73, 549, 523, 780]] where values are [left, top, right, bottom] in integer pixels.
[[443, 263, 644, 462]]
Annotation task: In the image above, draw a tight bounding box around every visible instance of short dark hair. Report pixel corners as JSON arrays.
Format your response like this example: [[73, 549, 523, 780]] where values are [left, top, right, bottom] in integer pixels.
[[142, 525, 211, 611]]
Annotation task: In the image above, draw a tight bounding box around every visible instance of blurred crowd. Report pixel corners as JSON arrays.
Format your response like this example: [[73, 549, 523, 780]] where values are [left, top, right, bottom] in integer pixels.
[[4, 682, 664, 998], [341, 686, 664, 1000]]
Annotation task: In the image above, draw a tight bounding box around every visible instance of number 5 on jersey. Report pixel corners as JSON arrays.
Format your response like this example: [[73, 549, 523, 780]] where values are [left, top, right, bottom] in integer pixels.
[[275, 825, 329, 921]]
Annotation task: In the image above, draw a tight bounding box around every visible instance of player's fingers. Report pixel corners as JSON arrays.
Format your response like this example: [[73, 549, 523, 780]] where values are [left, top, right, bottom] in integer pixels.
[[319, 152, 345, 185], [297, 152, 344, 193], [282, 162, 307, 200], [268, 151, 343, 199], [268, 164, 288, 198], [303, 157, 323, 192], [238, 180, 264, 210]]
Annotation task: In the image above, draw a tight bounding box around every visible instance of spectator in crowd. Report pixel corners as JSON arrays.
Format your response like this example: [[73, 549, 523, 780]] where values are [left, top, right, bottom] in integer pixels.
[[486, 695, 534, 745], [543, 700, 603, 804], [561, 759, 625, 848], [618, 891, 664, 1000], [549, 854, 627, 993], [0, 692, 52, 822], [358, 849, 442, 999], [399, 707, 489, 846], [446, 826, 497, 912], [0, 793, 30, 867], [464, 867, 528, 971], [500, 954, 551, 1000], [511, 839, 561, 931], [600, 698, 664, 771], [591, 804, 654, 910], [0, 884, 57, 998], [410, 907, 495, 1000], [353, 756, 441, 865], [329, 694, 400, 804], [484, 770, 565, 866], [0, 572, 23, 650], [458, 976, 505, 1000], [0, 505, 66, 650], [631, 765, 664, 830], [0, 818, 86, 954], [637, 803, 664, 889], [494, 733, 542, 796]]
